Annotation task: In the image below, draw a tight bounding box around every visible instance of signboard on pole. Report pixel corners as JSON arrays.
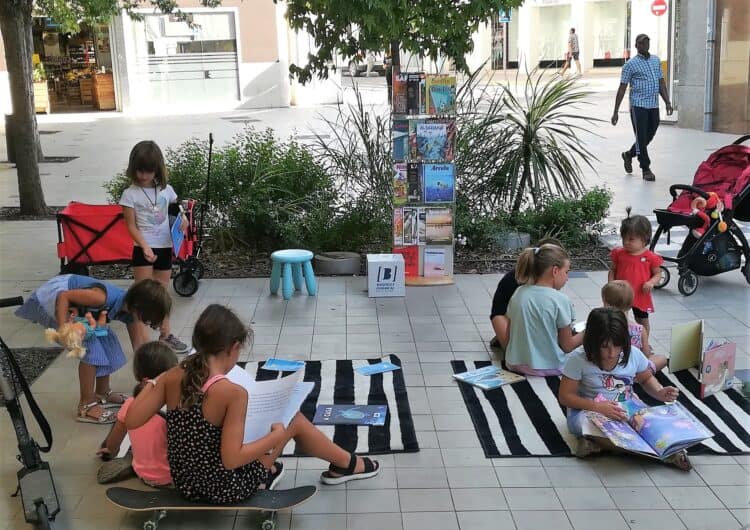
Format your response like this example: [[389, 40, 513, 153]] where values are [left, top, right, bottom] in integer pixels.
[[499, 9, 512, 23], [651, 0, 667, 16]]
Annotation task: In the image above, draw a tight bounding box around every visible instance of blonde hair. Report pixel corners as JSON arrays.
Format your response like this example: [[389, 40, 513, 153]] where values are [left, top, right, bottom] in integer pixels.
[[45, 323, 86, 359], [515, 244, 569, 284], [601, 280, 634, 313]]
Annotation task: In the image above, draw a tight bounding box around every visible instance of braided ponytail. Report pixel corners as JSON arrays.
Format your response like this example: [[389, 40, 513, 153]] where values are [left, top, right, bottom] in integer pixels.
[[180, 304, 250, 408]]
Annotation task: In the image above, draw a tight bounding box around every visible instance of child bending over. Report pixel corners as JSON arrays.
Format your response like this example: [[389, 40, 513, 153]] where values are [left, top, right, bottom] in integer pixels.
[[125, 305, 379, 504], [558, 308, 690, 470]]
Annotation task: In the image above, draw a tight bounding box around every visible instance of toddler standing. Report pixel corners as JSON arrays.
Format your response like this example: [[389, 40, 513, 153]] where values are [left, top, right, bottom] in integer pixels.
[[120, 140, 189, 354], [609, 209, 663, 337]]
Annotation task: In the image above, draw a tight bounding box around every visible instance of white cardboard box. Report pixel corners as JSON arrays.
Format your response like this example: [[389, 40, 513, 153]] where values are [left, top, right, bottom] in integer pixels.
[[367, 254, 405, 297]]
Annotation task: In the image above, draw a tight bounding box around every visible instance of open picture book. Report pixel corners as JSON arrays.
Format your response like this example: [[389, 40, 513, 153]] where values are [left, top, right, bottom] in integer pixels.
[[584, 398, 713, 459]]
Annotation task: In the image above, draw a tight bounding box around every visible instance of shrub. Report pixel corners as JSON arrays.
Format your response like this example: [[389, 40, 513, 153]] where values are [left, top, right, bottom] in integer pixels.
[[104, 128, 338, 251]]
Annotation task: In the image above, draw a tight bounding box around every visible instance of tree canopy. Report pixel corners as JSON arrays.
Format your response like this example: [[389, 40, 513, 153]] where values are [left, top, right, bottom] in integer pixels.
[[282, 0, 523, 82]]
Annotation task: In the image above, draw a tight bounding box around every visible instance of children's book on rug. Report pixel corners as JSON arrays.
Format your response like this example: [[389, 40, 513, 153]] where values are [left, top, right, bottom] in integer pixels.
[[227, 366, 314, 443], [700, 340, 736, 398], [262, 358, 306, 372], [355, 361, 401, 376], [669, 320, 737, 399], [313, 405, 388, 426], [453, 365, 526, 391], [585, 398, 713, 459]]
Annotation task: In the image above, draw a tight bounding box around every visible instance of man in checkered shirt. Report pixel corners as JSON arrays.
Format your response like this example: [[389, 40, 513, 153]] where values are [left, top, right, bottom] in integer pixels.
[[611, 34, 673, 182]]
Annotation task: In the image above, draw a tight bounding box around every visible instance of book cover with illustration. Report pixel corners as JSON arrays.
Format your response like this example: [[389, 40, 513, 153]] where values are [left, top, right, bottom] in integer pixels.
[[406, 72, 425, 114], [453, 365, 526, 391], [393, 72, 409, 114], [393, 208, 404, 247], [425, 207, 453, 244], [393, 245, 419, 276], [408, 119, 423, 160], [313, 405, 388, 426], [423, 247, 446, 277], [402, 207, 418, 246], [426, 75, 456, 114], [700, 341, 736, 399], [417, 208, 427, 245], [393, 119, 409, 161], [585, 398, 713, 459], [393, 163, 408, 206], [416, 119, 456, 161], [423, 163, 455, 203], [406, 162, 421, 203]]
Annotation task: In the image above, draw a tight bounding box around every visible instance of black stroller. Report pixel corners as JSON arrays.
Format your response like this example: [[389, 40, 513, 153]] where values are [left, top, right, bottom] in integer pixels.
[[650, 135, 750, 296]]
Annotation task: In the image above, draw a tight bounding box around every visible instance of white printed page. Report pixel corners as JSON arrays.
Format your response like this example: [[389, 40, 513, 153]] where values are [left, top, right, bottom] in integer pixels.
[[226, 367, 312, 443]]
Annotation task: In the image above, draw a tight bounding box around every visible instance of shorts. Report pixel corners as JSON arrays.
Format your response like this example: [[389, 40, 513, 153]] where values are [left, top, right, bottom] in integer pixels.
[[567, 52, 579, 64], [132, 246, 172, 270], [632, 307, 649, 320]]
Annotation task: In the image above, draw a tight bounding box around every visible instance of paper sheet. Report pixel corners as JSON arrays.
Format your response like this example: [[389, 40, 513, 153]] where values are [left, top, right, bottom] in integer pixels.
[[227, 366, 314, 443]]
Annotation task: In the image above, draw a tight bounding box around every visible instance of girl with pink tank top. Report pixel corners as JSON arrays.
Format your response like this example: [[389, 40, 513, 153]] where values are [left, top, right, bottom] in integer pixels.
[[97, 342, 178, 486]]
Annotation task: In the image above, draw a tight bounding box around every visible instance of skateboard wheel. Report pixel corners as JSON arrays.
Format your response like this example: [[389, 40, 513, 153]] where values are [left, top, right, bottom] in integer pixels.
[[261, 519, 275, 530], [143, 522, 157, 530]]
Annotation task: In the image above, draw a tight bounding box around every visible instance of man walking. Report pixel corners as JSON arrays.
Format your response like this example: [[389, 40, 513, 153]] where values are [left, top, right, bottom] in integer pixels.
[[559, 28, 581, 77], [612, 34, 673, 181]]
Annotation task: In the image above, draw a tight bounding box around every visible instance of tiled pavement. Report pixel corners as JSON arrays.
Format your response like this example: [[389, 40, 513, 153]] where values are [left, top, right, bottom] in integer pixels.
[[1, 272, 749, 530]]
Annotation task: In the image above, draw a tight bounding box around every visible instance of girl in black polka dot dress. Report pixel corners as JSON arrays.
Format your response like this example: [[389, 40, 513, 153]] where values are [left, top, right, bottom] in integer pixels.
[[124, 304, 379, 504]]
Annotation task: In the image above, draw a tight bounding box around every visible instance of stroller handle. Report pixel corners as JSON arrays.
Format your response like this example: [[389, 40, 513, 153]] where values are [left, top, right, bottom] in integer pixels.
[[0, 296, 23, 308], [733, 134, 750, 145], [669, 184, 709, 201]]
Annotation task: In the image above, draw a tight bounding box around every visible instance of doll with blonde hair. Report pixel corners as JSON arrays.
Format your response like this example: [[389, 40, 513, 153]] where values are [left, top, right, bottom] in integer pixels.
[[45, 310, 110, 359]]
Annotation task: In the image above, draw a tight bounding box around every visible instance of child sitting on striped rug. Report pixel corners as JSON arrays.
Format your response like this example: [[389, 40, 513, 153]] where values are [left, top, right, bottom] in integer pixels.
[[558, 307, 690, 470]]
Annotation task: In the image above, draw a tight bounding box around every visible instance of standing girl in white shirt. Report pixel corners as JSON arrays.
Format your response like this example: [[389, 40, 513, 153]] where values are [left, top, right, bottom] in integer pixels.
[[120, 141, 189, 354]]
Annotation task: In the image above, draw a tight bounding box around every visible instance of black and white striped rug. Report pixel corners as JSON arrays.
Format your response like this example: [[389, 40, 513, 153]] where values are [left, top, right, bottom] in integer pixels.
[[238, 355, 419, 456], [451, 360, 750, 458]]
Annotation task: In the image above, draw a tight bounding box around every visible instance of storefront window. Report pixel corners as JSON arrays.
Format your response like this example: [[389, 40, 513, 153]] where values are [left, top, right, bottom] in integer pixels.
[[490, 14, 519, 70], [591, 0, 630, 67], [535, 4, 573, 68], [713, 0, 750, 133], [130, 12, 240, 107]]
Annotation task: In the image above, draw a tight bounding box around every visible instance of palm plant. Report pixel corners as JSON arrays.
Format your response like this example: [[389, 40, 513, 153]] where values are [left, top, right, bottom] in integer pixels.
[[493, 70, 601, 213]]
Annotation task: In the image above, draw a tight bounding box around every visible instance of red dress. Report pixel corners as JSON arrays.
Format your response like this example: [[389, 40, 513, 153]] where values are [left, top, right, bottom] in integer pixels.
[[610, 247, 663, 313]]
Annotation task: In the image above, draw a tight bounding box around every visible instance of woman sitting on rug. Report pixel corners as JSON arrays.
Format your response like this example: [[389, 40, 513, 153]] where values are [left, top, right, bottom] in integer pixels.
[[504, 244, 582, 376], [124, 304, 379, 504], [558, 308, 690, 470]]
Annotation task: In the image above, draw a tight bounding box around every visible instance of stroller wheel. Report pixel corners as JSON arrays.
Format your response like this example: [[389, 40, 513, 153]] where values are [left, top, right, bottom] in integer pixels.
[[173, 272, 199, 297], [677, 271, 699, 296], [654, 266, 670, 289], [743, 265, 750, 286]]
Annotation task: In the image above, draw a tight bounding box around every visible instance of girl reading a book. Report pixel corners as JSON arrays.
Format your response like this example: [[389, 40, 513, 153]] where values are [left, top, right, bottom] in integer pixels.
[[558, 308, 690, 470], [504, 244, 582, 375], [124, 304, 379, 504]]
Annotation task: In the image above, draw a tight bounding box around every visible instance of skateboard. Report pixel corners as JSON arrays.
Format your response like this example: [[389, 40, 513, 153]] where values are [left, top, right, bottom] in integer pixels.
[[106, 485, 317, 530]]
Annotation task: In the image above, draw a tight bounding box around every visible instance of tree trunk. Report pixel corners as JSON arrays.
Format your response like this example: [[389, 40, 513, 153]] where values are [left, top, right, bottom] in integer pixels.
[[0, 0, 47, 215], [511, 156, 530, 214]]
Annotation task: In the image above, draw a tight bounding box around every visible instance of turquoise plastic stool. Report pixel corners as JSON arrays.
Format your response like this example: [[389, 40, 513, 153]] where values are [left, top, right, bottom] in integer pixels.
[[270, 249, 317, 300]]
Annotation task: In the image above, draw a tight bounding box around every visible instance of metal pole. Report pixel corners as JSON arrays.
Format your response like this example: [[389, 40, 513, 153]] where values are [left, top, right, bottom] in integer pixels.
[[703, 0, 716, 132]]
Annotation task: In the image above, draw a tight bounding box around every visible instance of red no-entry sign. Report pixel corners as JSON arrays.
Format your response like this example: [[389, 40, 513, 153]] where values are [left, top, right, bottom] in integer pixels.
[[651, 0, 667, 16]]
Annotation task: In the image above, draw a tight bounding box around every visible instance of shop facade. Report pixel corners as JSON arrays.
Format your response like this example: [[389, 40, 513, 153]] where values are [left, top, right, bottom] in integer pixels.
[[0, 0, 340, 115]]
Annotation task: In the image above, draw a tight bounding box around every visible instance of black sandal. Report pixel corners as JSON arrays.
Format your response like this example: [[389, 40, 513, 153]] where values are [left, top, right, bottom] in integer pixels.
[[320, 453, 379, 485]]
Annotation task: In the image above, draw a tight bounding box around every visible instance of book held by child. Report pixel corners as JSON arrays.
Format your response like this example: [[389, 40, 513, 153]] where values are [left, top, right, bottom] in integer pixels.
[[584, 397, 713, 460]]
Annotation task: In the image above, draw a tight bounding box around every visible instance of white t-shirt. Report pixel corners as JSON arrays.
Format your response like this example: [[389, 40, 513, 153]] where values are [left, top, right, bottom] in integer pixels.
[[119, 184, 178, 248], [562, 347, 651, 402]]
